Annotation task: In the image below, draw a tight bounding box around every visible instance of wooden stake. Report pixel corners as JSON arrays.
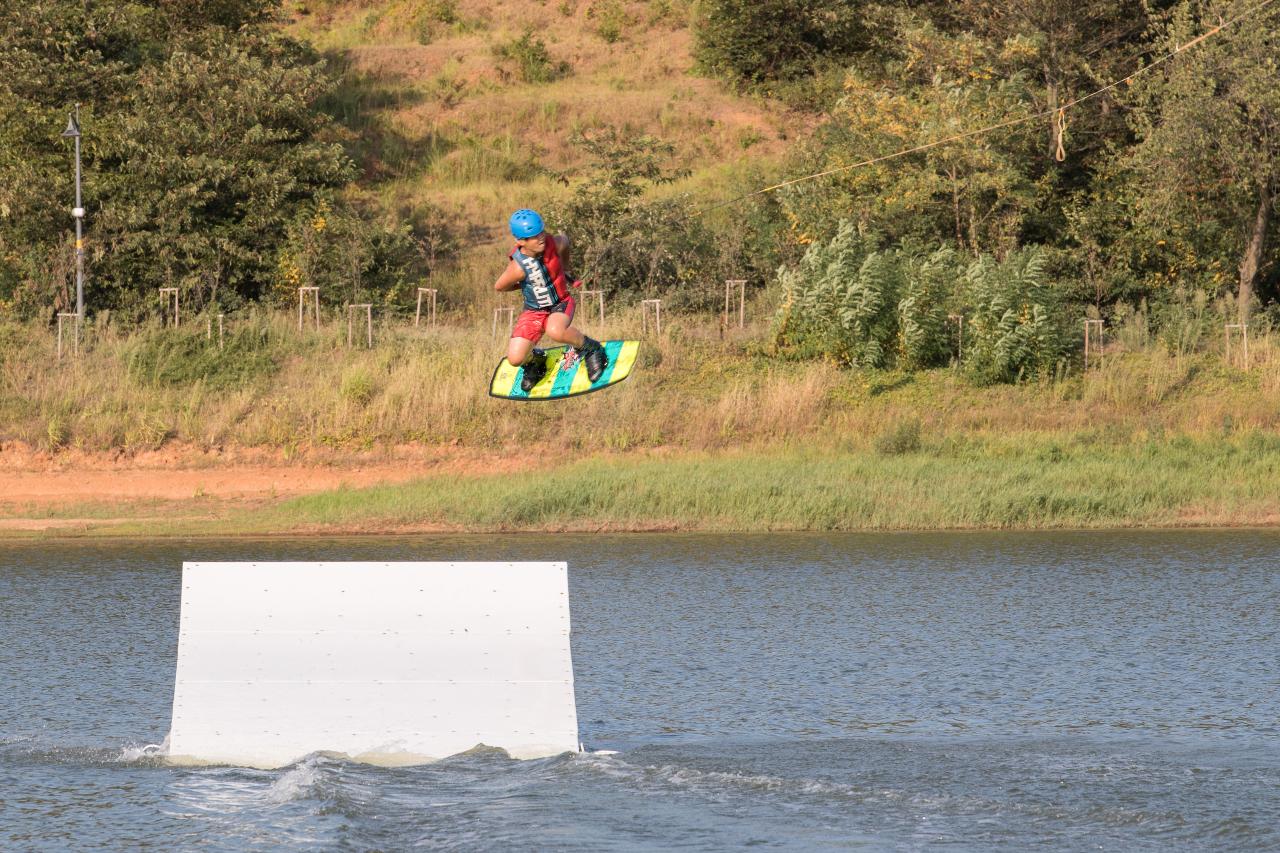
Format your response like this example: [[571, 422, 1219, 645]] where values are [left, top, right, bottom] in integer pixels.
[[298, 287, 320, 331]]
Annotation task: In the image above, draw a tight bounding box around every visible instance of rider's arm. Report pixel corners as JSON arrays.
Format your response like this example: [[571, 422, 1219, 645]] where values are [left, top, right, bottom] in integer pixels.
[[494, 259, 526, 292], [553, 234, 581, 286]]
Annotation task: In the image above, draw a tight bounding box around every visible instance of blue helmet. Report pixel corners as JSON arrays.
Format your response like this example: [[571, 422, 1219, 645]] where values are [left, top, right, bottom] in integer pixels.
[[509, 208, 544, 239]]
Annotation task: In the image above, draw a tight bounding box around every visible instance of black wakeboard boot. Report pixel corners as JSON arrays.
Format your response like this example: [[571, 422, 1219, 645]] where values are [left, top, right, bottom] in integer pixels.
[[519, 349, 548, 392], [581, 337, 608, 382]]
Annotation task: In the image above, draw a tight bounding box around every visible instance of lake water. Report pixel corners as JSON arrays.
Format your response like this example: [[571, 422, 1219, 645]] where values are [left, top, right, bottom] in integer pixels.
[[1, 532, 1277, 851]]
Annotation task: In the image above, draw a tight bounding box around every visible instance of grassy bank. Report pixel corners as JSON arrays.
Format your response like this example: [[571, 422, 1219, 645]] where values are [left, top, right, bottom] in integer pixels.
[[19, 433, 1273, 538], [8, 303, 1279, 537], [261, 437, 1280, 532]]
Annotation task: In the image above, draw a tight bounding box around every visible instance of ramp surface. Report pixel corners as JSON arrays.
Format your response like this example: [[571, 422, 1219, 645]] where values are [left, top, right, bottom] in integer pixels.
[[167, 561, 578, 768]]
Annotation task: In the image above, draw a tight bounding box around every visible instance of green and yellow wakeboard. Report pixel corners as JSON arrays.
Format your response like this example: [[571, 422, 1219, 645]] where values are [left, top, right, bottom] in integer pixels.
[[489, 340, 639, 401]]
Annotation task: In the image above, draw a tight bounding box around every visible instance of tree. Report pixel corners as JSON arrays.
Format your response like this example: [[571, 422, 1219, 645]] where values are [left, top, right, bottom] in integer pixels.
[[944, 1, 1148, 164], [692, 0, 867, 86], [1124, 0, 1280, 322], [782, 19, 1042, 255], [551, 127, 720, 309], [0, 0, 394, 316], [92, 28, 353, 308]]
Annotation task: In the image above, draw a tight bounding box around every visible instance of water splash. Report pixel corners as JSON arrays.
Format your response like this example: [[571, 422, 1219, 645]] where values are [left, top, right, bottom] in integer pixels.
[[118, 736, 168, 763], [266, 756, 325, 804]]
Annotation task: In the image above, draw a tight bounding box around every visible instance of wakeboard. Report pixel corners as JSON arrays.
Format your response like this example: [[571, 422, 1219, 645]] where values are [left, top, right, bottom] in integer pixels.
[[489, 340, 639, 401]]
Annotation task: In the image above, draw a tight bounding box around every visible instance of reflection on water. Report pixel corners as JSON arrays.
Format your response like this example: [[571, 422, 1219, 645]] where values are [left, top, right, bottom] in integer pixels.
[[1, 532, 1278, 850]]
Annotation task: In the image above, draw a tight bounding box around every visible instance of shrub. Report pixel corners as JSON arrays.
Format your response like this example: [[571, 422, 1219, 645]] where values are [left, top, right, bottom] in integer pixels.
[[1150, 287, 1224, 357], [575, 197, 719, 310], [960, 247, 1072, 384], [491, 30, 571, 84], [773, 222, 899, 367], [340, 368, 376, 406], [592, 0, 627, 43], [413, 15, 434, 44], [897, 247, 958, 370], [875, 417, 922, 455], [551, 128, 718, 309], [424, 0, 458, 25], [271, 196, 422, 309], [693, 0, 865, 86], [773, 231, 1072, 381]]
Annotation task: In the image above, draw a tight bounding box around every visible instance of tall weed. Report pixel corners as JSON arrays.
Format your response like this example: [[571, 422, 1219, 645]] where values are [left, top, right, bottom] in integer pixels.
[[961, 247, 1071, 384], [126, 323, 284, 391], [897, 247, 957, 369], [774, 223, 954, 370]]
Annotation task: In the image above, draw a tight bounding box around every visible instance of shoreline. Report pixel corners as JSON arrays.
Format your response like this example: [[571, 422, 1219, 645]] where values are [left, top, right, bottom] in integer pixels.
[[3, 437, 1280, 539], [4, 515, 1280, 541]]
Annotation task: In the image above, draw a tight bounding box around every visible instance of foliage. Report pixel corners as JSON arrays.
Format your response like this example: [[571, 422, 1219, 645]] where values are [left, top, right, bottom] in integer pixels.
[[491, 30, 571, 84], [424, 0, 459, 24], [3, 0, 1278, 392], [550, 127, 719, 309], [1120, 0, 1280, 320], [589, 0, 629, 44], [272, 195, 423, 310], [773, 224, 1070, 380], [960, 246, 1071, 383], [1148, 287, 1234, 358], [938, 1, 1144, 169], [764, 0, 1280, 360], [773, 223, 896, 366], [704, 166, 797, 303], [692, 0, 866, 86], [0, 0, 416, 318], [774, 222, 956, 369], [781, 18, 1041, 254], [897, 247, 957, 369]]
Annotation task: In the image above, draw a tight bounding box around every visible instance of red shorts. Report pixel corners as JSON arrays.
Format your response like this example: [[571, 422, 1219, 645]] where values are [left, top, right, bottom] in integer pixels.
[[511, 296, 575, 342]]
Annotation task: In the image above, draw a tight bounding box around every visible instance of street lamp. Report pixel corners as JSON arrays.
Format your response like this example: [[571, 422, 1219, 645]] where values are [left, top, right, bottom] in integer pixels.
[[60, 104, 85, 318]]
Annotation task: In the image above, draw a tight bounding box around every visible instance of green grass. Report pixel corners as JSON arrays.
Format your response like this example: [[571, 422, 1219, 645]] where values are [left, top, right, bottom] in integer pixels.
[[60, 433, 1280, 538], [124, 322, 285, 391], [0, 496, 230, 522]]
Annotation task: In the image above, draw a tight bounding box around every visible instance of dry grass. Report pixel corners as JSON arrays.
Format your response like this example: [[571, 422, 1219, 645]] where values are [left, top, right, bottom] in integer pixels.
[[6, 310, 1280, 459]]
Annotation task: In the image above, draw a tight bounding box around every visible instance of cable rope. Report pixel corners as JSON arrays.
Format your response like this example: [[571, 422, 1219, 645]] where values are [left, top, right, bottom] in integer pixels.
[[698, 0, 1279, 214]]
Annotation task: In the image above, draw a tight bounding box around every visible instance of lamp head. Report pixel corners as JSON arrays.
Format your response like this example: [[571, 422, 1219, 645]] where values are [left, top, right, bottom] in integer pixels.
[[61, 116, 81, 138]]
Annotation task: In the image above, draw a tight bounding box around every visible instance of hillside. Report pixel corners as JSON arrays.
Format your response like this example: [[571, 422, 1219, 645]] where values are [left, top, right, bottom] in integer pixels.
[[287, 0, 799, 304]]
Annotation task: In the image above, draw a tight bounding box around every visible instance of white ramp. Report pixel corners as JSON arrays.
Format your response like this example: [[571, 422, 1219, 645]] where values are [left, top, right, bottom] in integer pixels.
[[167, 561, 579, 768]]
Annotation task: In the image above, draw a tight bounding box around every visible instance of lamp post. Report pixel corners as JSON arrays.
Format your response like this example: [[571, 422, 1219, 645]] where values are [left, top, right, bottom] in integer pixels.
[[61, 104, 84, 318]]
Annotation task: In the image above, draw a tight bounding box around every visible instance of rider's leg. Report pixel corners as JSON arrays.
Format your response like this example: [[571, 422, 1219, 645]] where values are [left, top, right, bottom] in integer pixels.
[[505, 335, 535, 368], [544, 311, 585, 348]]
